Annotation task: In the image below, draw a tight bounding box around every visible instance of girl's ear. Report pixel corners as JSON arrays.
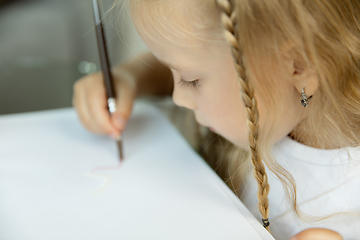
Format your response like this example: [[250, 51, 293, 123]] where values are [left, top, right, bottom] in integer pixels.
[[281, 42, 319, 97], [291, 59, 319, 97]]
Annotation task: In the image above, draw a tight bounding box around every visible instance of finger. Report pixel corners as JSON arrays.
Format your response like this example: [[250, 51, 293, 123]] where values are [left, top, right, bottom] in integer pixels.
[[291, 228, 343, 240], [74, 84, 104, 134], [111, 84, 136, 131], [87, 84, 119, 137]]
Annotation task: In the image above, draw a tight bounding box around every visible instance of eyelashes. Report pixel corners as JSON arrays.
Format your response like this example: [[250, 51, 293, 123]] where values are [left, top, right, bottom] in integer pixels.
[[179, 79, 199, 88]]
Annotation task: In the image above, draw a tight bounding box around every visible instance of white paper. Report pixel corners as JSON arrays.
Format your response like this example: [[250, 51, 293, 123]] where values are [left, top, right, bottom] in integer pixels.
[[0, 100, 274, 240]]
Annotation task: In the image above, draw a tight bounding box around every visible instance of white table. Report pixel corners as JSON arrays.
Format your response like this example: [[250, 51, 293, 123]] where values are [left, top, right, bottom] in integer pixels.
[[0, 100, 274, 240]]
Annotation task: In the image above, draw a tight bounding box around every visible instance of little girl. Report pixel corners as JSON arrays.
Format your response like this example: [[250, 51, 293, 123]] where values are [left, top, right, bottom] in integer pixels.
[[73, 0, 360, 239]]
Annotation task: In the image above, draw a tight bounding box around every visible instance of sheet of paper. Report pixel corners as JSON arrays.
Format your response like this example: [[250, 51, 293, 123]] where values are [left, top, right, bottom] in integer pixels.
[[0, 100, 274, 240]]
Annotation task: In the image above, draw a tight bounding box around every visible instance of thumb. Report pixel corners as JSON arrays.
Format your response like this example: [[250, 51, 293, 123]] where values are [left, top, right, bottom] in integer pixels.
[[290, 228, 343, 240], [111, 87, 135, 132]]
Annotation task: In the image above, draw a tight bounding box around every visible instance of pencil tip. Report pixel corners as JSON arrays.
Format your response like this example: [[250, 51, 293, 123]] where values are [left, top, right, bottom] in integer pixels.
[[117, 138, 124, 162]]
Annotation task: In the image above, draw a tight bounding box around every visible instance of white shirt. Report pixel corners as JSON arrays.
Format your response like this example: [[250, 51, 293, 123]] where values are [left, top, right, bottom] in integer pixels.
[[240, 137, 360, 240]]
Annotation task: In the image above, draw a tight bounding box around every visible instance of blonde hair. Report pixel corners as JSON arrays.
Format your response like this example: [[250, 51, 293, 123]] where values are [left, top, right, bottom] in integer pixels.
[[126, 0, 360, 231]]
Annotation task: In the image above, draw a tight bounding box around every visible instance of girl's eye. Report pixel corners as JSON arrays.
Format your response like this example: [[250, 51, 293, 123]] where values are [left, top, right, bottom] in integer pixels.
[[179, 79, 199, 88]]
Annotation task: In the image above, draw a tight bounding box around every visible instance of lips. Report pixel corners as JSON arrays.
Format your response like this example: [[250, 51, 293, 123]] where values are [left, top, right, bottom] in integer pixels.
[[209, 127, 216, 132]]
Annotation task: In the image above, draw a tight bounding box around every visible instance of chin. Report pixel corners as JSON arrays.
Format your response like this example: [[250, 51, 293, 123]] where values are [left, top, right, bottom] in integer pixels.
[[214, 131, 248, 150]]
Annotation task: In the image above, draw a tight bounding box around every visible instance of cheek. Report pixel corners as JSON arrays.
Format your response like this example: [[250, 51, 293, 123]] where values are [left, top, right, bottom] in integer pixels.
[[195, 75, 250, 148]]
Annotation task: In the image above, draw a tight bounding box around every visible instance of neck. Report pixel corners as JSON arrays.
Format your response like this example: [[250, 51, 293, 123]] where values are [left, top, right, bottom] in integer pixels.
[[288, 121, 346, 150]]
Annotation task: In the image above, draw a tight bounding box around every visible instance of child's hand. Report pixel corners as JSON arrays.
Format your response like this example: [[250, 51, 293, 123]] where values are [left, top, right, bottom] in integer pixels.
[[73, 52, 172, 138], [72, 69, 136, 138], [290, 228, 343, 240]]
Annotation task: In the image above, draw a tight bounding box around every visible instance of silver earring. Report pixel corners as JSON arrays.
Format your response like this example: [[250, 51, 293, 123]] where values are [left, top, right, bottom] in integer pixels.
[[300, 88, 312, 107]]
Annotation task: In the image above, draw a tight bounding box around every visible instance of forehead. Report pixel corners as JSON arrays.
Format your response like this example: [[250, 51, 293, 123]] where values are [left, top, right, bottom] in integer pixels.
[[139, 27, 211, 74]]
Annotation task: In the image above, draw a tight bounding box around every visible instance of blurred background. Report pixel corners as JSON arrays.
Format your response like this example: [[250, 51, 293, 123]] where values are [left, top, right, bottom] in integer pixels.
[[0, 0, 148, 115]]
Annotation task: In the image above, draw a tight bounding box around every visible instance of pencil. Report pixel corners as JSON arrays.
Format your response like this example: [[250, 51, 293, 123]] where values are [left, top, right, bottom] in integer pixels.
[[91, 0, 123, 161]]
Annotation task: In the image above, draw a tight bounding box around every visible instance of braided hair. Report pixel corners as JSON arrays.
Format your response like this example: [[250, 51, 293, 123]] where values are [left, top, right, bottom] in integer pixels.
[[215, 0, 271, 231]]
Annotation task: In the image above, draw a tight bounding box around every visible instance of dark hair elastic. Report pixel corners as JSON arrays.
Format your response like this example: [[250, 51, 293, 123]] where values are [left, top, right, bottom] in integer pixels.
[[262, 218, 270, 228]]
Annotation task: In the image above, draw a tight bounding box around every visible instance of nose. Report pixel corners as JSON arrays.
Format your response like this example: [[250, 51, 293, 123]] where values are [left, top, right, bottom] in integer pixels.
[[172, 87, 197, 110], [171, 70, 197, 110]]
